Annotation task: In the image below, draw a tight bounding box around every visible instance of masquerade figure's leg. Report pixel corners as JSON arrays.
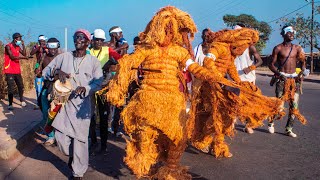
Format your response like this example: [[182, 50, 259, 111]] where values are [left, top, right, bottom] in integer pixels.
[[124, 126, 159, 178], [154, 132, 191, 180], [211, 111, 232, 158]]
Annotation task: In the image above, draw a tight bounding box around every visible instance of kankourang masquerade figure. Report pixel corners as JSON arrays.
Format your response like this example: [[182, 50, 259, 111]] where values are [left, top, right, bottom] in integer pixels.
[[106, 6, 240, 179], [188, 28, 285, 158]]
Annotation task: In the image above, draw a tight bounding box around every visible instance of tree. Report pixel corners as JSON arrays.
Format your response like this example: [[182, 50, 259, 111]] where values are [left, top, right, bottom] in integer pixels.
[[278, 13, 320, 50], [223, 14, 272, 53]]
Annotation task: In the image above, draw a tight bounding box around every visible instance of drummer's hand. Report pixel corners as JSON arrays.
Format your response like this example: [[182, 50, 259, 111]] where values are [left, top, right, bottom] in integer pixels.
[[75, 86, 86, 96], [58, 70, 70, 83]]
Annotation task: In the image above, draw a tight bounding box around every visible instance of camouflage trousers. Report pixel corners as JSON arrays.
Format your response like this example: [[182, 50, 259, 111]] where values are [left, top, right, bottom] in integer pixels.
[[269, 79, 300, 132]]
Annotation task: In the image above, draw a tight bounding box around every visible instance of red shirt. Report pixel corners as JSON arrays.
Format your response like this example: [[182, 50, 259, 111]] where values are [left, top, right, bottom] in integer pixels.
[[109, 47, 121, 60], [3, 43, 21, 74]]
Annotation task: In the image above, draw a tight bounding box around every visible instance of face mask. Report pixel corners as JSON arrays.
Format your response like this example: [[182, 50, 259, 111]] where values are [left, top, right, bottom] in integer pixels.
[[15, 40, 22, 46]]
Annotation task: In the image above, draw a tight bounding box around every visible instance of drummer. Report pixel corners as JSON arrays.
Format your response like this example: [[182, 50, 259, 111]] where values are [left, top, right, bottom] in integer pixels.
[[89, 29, 121, 153], [42, 29, 103, 179]]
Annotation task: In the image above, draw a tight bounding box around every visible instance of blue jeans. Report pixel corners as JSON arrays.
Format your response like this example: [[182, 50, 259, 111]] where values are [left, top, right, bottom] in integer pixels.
[[40, 89, 49, 127], [41, 89, 55, 139]]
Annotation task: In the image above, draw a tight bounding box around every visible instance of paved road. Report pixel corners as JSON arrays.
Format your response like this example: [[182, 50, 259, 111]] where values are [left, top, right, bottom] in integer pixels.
[[3, 74, 320, 180]]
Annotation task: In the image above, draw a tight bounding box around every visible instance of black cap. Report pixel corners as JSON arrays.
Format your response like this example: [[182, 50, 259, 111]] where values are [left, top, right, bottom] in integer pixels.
[[12, 33, 22, 39]]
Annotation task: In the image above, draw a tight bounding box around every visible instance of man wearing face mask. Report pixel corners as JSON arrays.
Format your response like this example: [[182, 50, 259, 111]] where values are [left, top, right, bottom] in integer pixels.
[[3, 32, 28, 110], [42, 29, 103, 179], [89, 28, 121, 153], [35, 38, 61, 146]]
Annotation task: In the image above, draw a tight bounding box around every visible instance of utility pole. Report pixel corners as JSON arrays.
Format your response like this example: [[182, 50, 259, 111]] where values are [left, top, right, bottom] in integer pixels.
[[65, 27, 68, 52], [310, 0, 314, 73]]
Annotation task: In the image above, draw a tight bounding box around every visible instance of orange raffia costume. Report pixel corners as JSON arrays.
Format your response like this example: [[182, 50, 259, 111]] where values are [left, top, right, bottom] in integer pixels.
[[188, 28, 285, 158], [106, 6, 240, 179]]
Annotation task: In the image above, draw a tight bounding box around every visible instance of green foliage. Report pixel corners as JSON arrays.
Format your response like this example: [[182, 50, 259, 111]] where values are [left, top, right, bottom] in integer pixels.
[[223, 14, 272, 54]]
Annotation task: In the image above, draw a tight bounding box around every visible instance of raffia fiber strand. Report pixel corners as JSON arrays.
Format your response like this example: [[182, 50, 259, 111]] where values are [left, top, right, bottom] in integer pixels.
[[281, 79, 307, 124]]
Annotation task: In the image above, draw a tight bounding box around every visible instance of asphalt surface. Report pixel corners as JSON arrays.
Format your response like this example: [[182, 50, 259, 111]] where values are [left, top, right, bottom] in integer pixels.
[[2, 74, 320, 180]]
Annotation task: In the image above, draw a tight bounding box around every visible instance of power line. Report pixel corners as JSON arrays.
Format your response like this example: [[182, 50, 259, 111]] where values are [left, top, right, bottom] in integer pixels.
[[267, 1, 320, 23], [196, 0, 245, 29], [0, 9, 61, 30], [0, 2, 64, 29], [193, 0, 229, 22], [195, 0, 239, 23]]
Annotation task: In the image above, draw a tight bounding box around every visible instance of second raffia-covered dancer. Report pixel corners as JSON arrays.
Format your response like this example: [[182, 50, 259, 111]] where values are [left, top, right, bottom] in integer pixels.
[[188, 28, 285, 158]]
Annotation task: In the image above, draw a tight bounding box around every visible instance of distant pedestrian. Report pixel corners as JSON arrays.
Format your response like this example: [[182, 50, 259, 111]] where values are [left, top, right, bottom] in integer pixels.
[[3, 32, 28, 110]]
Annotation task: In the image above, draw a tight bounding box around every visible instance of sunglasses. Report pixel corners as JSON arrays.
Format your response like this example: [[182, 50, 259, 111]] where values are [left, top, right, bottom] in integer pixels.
[[73, 34, 88, 41]]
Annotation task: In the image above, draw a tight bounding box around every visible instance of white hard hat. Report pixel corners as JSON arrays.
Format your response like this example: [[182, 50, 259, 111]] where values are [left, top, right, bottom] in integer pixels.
[[93, 29, 106, 40]]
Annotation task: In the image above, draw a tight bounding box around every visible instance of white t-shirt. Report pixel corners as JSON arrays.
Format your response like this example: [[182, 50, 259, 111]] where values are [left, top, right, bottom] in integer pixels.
[[194, 43, 206, 66], [234, 48, 256, 83]]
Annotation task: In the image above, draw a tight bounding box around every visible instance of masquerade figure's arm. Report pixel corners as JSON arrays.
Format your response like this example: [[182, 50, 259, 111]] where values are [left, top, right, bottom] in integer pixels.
[[181, 50, 237, 88], [227, 64, 241, 84], [107, 49, 146, 106]]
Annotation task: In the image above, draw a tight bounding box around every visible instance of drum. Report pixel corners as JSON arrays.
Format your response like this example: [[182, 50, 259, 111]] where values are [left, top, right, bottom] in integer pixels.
[[53, 79, 72, 104]]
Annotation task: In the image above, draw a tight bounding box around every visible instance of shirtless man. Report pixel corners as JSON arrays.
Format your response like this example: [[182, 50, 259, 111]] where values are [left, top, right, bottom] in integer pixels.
[[104, 26, 129, 137], [268, 25, 309, 138], [104, 26, 129, 56], [30, 35, 48, 63], [35, 38, 61, 145], [31, 35, 49, 109]]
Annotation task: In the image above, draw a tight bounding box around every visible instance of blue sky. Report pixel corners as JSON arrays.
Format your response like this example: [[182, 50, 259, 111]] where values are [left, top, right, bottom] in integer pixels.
[[0, 0, 317, 54]]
